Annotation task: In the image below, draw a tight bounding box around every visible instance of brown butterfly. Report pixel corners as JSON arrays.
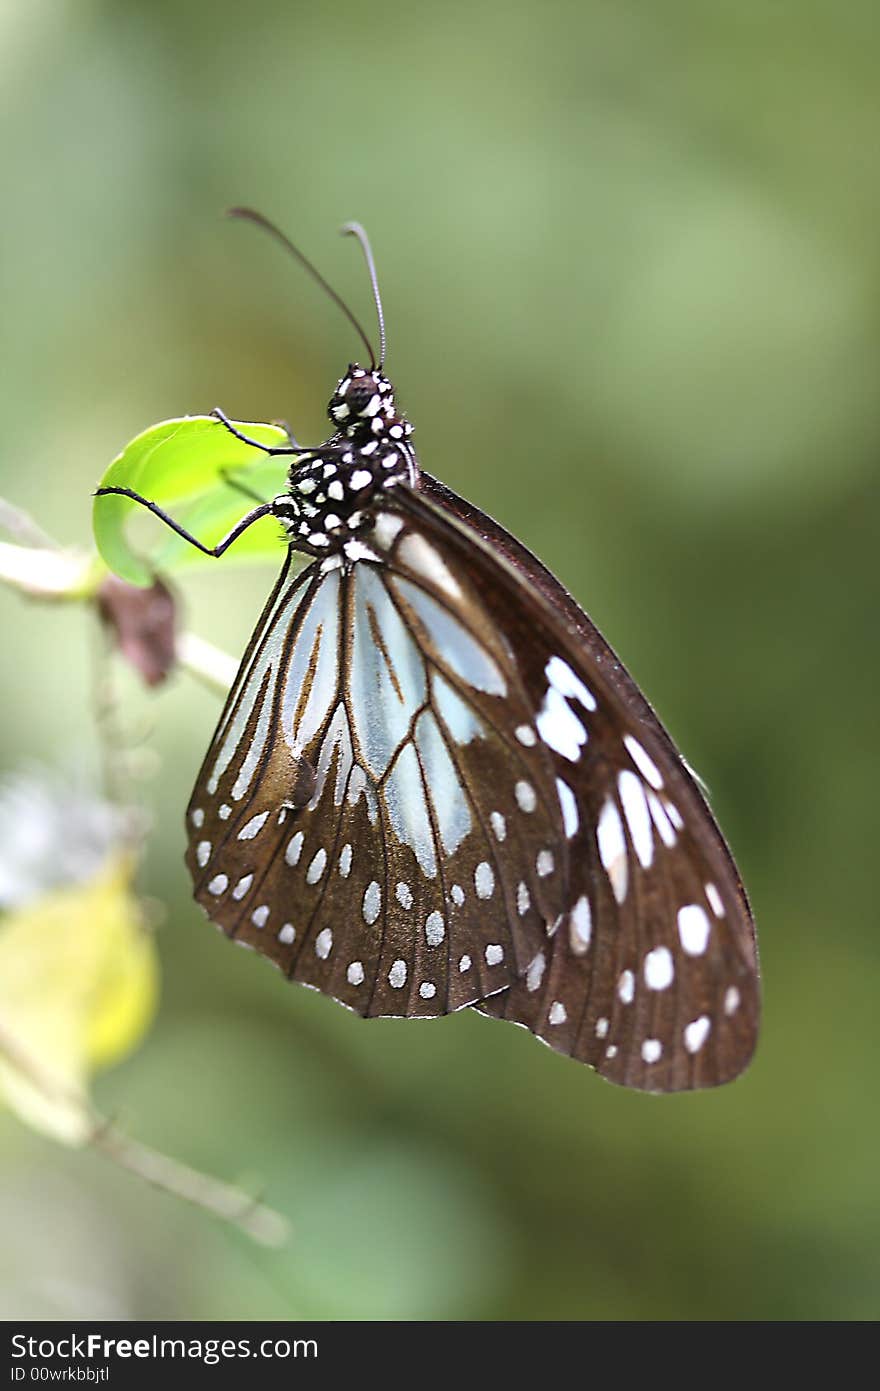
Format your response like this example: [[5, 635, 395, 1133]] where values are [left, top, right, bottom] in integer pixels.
[[98, 210, 759, 1092]]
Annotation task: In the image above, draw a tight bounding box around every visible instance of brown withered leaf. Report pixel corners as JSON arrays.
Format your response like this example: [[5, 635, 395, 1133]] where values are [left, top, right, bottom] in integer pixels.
[[97, 574, 177, 686]]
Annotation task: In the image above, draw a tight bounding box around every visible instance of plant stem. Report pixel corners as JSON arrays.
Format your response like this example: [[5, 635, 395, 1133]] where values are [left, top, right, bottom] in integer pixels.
[[0, 1023, 289, 1248]]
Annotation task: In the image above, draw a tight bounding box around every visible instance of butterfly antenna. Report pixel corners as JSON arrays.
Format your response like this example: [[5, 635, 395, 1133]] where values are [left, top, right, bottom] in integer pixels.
[[340, 221, 387, 370], [227, 207, 377, 369]]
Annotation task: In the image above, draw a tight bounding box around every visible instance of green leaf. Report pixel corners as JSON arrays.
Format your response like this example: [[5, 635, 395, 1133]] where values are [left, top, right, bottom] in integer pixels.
[[92, 416, 291, 586]]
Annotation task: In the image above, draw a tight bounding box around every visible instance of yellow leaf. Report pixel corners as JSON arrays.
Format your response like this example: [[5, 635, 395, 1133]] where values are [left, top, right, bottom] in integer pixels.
[[0, 853, 158, 1145]]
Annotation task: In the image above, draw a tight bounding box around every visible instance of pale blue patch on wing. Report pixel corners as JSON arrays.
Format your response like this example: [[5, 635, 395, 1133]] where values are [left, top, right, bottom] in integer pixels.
[[415, 709, 471, 855], [215, 569, 310, 750], [382, 741, 437, 877], [431, 673, 484, 746], [307, 702, 353, 810], [391, 576, 507, 695], [349, 566, 427, 778], [209, 590, 301, 798], [281, 569, 341, 754]]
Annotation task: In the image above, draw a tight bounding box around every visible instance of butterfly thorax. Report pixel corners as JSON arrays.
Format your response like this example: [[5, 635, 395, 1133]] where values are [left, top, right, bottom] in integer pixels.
[[272, 363, 416, 561]]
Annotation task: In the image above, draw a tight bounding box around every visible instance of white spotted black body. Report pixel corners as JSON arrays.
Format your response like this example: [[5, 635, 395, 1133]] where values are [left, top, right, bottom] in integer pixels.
[[271, 365, 416, 560]]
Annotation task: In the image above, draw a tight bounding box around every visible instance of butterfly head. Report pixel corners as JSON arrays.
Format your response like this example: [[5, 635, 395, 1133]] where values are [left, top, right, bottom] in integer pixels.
[[329, 365, 410, 442]]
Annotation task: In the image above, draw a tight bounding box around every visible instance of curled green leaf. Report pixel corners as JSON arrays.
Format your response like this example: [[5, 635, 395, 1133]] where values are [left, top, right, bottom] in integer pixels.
[[92, 416, 290, 586]]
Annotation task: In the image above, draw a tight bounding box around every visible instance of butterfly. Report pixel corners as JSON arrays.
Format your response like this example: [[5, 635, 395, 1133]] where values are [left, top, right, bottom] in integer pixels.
[[97, 209, 759, 1092]]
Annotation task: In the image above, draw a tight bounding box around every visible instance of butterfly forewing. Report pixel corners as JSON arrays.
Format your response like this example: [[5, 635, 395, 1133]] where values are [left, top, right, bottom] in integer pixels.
[[186, 510, 573, 1017]]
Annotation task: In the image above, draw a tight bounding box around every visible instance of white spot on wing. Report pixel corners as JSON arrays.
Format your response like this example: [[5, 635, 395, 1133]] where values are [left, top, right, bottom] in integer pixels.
[[644, 946, 674, 990], [388, 959, 407, 988], [515, 780, 536, 813], [196, 841, 211, 868], [363, 880, 382, 925], [475, 861, 495, 899], [569, 895, 592, 954], [419, 981, 437, 1000], [232, 874, 253, 901], [536, 687, 587, 762], [684, 1015, 711, 1053], [536, 849, 554, 878], [347, 960, 365, 985], [706, 882, 725, 917], [425, 911, 445, 946], [208, 874, 228, 896], [306, 848, 327, 884], [285, 831, 304, 866], [642, 1038, 662, 1063], [549, 1001, 567, 1026], [526, 952, 546, 992], [278, 923, 295, 945], [623, 735, 664, 790], [618, 770, 654, 869], [665, 800, 684, 831], [678, 904, 711, 955], [485, 944, 503, 966], [618, 969, 635, 1004], [251, 905, 269, 928], [315, 928, 333, 959], [556, 778, 579, 838], [546, 656, 597, 711], [597, 798, 628, 903], [647, 791, 677, 847]]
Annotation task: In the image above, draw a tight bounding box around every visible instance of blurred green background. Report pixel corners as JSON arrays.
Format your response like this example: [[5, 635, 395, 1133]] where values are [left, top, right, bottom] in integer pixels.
[[2, 0, 879, 1321]]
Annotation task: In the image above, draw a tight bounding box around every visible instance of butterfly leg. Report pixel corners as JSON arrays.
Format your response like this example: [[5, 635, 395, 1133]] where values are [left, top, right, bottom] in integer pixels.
[[271, 417, 302, 449], [211, 407, 299, 455], [219, 467, 271, 505], [94, 486, 273, 557]]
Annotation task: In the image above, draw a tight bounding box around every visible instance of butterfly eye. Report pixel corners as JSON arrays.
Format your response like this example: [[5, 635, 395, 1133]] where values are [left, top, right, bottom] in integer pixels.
[[331, 370, 384, 424]]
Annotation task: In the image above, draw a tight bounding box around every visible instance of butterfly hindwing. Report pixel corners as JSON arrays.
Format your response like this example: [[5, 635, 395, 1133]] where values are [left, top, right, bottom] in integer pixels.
[[403, 477, 759, 1090]]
